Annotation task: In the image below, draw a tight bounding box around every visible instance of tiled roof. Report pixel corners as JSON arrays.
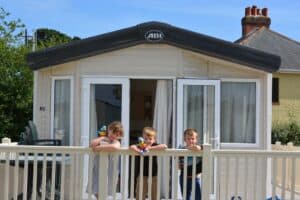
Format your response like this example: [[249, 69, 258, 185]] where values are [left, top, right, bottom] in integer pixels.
[[236, 27, 300, 72]]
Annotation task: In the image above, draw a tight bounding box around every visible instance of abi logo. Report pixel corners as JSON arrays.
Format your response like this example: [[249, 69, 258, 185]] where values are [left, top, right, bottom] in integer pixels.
[[145, 30, 164, 42]]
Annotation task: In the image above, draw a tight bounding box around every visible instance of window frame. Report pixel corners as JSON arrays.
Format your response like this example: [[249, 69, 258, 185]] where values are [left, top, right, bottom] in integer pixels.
[[50, 76, 74, 145], [220, 79, 260, 148], [176, 79, 221, 149]]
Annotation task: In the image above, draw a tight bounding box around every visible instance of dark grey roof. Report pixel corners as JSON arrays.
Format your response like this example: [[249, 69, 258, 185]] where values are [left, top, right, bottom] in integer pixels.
[[27, 21, 280, 72], [236, 27, 300, 72]]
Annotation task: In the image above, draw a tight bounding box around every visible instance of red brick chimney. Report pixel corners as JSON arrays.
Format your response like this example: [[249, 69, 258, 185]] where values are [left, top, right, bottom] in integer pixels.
[[242, 5, 271, 36]]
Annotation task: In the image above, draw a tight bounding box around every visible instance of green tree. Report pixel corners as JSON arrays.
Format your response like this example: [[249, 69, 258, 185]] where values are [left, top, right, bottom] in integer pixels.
[[0, 7, 32, 141], [36, 28, 80, 49], [0, 7, 25, 45], [0, 7, 79, 141]]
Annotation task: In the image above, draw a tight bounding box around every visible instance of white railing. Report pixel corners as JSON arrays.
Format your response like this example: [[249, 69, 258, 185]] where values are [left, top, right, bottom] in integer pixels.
[[212, 149, 300, 200], [1, 144, 300, 200]]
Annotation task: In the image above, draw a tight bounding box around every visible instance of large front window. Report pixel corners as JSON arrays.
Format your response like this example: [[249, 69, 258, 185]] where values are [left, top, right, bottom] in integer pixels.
[[221, 81, 258, 144]]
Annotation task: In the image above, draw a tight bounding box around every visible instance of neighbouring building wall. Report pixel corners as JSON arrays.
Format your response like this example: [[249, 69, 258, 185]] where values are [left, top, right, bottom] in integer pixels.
[[33, 44, 268, 148], [272, 72, 300, 125]]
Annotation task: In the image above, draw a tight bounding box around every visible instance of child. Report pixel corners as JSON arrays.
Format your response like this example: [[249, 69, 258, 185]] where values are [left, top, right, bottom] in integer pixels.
[[89, 121, 124, 199], [130, 127, 167, 200], [178, 128, 202, 200]]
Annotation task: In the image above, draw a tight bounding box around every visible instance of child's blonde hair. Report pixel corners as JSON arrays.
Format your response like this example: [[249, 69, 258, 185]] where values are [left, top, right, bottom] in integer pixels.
[[142, 127, 157, 138], [184, 128, 198, 137], [108, 121, 124, 137]]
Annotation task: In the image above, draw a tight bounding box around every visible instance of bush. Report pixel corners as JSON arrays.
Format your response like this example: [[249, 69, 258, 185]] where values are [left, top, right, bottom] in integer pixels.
[[272, 121, 300, 145]]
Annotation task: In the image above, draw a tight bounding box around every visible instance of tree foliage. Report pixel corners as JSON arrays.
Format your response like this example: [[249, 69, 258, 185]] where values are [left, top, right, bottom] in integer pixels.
[[36, 28, 80, 49], [0, 7, 80, 141], [0, 7, 32, 141], [0, 7, 25, 45]]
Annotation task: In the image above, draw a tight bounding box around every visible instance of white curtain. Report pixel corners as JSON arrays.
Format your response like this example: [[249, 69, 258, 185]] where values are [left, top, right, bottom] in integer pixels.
[[54, 79, 70, 145], [221, 82, 256, 143], [89, 85, 97, 140], [153, 80, 173, 145], [183, 85, 204, 143], [152, 80, 173, 198]]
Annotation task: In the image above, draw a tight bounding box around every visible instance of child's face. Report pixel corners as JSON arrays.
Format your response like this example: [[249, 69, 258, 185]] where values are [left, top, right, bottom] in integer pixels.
[[108, 130, 121, 141], [143, 134, 155, 145], [184, 133, 197, 146]]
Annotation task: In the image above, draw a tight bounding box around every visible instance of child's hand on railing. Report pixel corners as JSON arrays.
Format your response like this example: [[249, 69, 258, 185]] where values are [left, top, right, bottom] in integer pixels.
[[130, 145, 142, 155], [186, 145, 202, 151]]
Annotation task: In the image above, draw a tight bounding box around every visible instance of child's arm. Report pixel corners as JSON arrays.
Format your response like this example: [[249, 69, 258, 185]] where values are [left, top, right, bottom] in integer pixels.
[[92, 140, 120, 152], [186, 144, 202, 151], [148, 143, 167, 150], [90, 137, 104, 148], [130, 144, 141, 154]]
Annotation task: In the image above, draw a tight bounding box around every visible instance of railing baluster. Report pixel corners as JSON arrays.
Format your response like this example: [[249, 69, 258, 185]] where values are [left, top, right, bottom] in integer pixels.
[[78, 153, 84, 199], [31, 153, 38, 200], [99, 153, 108, 199], [121, 154, 127, 200], [272, 157, 277, 200], [13, 153, 19, 200], [41, 153, 47, 200], [261, 156, 268, 200], [148, 155, 153, 200], [243, 156, 248, 200], [202, 144, 212, 200], [183, 156, 187, 200], [69, 153, 74, 200], [138, 156, 144, 200], [253, 156, 257, 200], [234, 157, 238, 199], [225, 157, 229, 200], [191, 156, 196, 200], [165, 155, 170, 200], [23, 153, 29, 200], [281, 157, 287, 199], [290, 157, 296, 200], [112, 154, 118, 200], [50, 153, 56, 200], [4, 152, 9, 200], [87, 152, 93, 200], [156, 156, 161, 200], [216, 156, 220, 200], [74, 153, 80, 199], [173, 156, 179, 200], [60, 153, 66, 200], [130, 155, 135, 200]]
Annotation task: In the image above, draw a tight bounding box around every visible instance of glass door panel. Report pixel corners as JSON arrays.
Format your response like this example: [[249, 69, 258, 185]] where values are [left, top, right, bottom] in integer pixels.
[[81, 77, 129, 198], [177, 79, 220, 149], [89, 84, 122, 140]]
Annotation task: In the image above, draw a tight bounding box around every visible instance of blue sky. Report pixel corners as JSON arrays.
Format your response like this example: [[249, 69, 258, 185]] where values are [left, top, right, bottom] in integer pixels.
[[1, 0, 300, 42]]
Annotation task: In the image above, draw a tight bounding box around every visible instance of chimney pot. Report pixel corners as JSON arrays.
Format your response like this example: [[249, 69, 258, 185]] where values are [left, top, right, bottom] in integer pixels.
[[251, 6, 257, 15], [245, 7, 251, 16], [257, 8, 261, 15], [262, 8, 268, 16]]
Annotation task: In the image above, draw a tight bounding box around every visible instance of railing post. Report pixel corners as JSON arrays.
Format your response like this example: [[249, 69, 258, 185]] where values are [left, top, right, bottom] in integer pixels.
[[202, 144, 213, 200]]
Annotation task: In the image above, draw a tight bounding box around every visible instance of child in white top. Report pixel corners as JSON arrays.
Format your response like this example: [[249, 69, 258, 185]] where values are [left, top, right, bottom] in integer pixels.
[[89, 121, 124, 199]]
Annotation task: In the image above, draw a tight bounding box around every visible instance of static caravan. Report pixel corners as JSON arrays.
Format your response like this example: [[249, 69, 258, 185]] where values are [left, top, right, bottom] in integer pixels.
[[26, 21, 281, 198]]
